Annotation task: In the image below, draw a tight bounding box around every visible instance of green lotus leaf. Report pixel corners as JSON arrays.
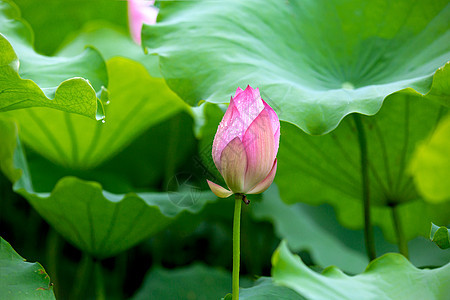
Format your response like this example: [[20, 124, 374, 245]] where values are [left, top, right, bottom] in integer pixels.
[[0, 116, 216, 259], [252, 185, 368, 273], [272, 241, 450, 300], [132, 264, 233, 300], [409, 115, 450, 203], [19, 176, 215, 259], [24, 111, 197, 195], [430, 223, 450, 250], [3, 57, 186, 169], [142, 0, 450, 134], [0, 236, 55, 300], [253, 186, 450, 272], [238, 278, 304, 300], [0, 0, 106, 119], [276, 92, 450, 243], [13, 0, 128, 55], [131, 263, 300, 300], [57, 22, 160, 77]]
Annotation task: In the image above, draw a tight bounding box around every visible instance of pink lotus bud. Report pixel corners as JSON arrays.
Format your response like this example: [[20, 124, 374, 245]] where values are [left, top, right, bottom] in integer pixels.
[[128, 0, 158, 45], [207, 85, 280, 198]]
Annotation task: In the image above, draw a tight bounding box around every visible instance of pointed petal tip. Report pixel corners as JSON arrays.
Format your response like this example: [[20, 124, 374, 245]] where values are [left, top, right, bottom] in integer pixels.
[[234, 87, 244, 97], [207, 180, 233, 198], [244, 84, 254, 93]]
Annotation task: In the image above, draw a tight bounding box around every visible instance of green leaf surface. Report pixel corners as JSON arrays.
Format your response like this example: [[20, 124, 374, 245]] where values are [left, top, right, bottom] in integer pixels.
[[276, 93, 450, 242], [409, 115, 450, 203], [13, 0, 128, 55], [132, 264, 233, 300], [0, 117, 216, 259], [143, 0, 450, 134], [0, 0, 106, 119], [57, 22, 160, 77], [252, 186, 450, 273], [430, 223, 450, 250], [25, 111, 198, 194], [0, 236, 55, 300], [3, 57, 185, 169], [18, 176, 214, 259], [239, 278, 305, 300], [272, 241, 450, 300], [252, 185, 368, 273], [131, 263, 300, 300]]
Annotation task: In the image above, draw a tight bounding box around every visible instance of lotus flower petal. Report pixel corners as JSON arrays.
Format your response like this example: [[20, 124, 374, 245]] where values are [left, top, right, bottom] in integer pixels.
[[207, 180, 233, 198], [263, 99, 280, 156], [232, 86, 265, 137], [128, 0, 158, 44], [212, 103, 241, 169], [234, 87, 244, 98], [208, 85, 280, 196], [242, 109, 275, 191], [220, 137, 248, 193], [248, 159, 277, 194]]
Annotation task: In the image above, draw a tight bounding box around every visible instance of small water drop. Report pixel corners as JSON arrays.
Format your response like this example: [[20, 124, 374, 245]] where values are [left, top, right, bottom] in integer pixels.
[[101, 119, 106, 124], [105, 100, 110, 105]]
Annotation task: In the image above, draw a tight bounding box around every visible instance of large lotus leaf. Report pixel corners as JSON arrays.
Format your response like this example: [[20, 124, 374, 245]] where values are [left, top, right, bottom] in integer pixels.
[[276, 92, 450, 242], [142, 0, 450, 134], [23, 111, 197, 194], [3, 57, 186, 169], [0, 236, 55, 300], [0, 0, 106, 119], [132, 264, 233, 300], [252, 186, 368, 273], [253, 187, 449, 273], [272, 241, 450, 300], [0, 118, 216, 259], [409, 115, 450, 203], [131, 263, 299, 300], [57, 22, 160, 77], [238, 278, 304, 300], [13, 0, 128, 55]]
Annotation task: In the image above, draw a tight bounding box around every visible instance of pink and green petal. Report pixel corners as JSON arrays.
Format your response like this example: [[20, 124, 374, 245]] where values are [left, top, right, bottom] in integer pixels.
[[262, 100, 280, 156], [212, 104, 240, 169], [242, 109, 275, 191], [247, 159, 277, 195], [273, 126, 280, 160], [232, 85, 264, 133], [220, 137, 248, 193], [207, 180, 233, 198], [262, 99, 280, 135]]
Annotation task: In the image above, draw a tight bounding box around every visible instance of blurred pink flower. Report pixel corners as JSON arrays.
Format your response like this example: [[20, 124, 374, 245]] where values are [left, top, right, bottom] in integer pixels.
[[207, 86, 280, 198], [128, 0, 158, 44]]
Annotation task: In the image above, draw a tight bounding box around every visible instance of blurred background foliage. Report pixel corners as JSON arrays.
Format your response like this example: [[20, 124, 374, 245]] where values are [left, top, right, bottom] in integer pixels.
[[0, 0, 449, 299]]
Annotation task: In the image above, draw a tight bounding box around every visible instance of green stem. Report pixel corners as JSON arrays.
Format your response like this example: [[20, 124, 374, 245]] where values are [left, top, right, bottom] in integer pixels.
[[71, 253, 93, 300], [163, 117, 180, 189], [353, 114, 376, 261], [232, 194, 242, 300], [112, 253, 127, 299], [392, 205, 409, 258], [94, 260, 106, 300], [45, 229, 61, 299]]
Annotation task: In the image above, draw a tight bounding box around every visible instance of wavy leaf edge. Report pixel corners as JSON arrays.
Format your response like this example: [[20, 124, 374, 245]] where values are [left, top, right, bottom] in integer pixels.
[[0, 0, 107, 120]]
